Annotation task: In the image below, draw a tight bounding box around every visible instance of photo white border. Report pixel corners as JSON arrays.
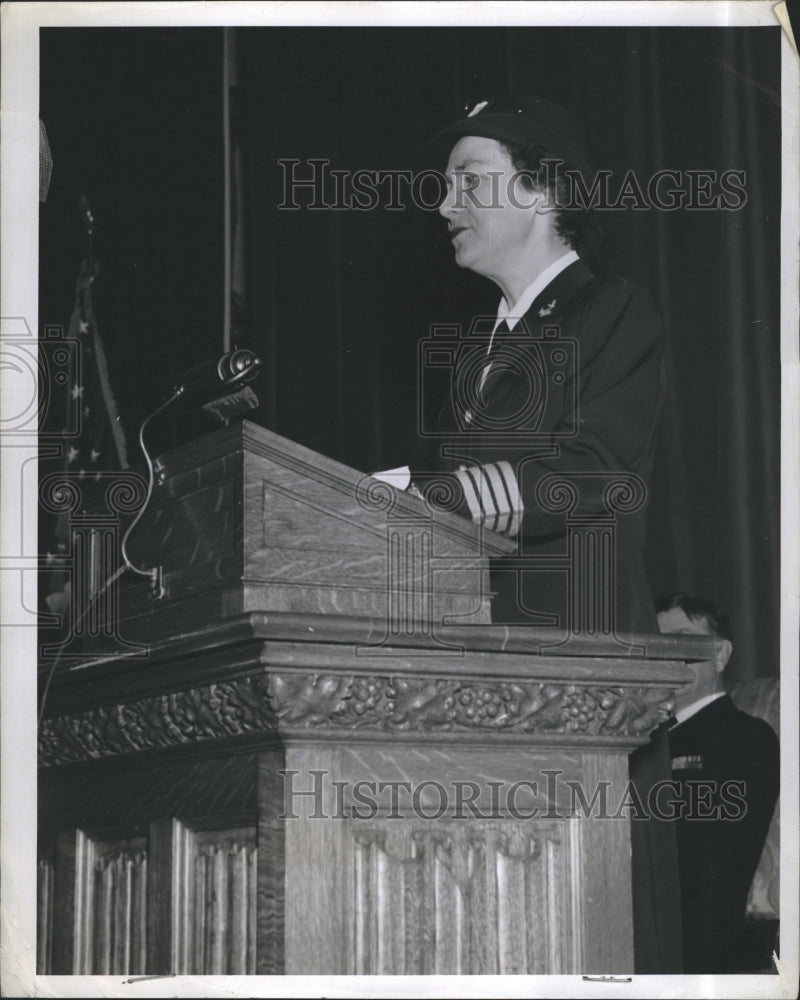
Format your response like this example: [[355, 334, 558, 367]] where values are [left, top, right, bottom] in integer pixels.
[[1, 2, 797, 998]]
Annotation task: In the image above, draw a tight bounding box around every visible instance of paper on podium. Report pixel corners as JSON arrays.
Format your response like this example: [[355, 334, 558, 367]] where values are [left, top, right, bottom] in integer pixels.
[[370, 465, 411, 490]]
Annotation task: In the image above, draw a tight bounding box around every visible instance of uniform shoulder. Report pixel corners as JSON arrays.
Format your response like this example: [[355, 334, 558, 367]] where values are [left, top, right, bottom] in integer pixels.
[[587, 273, 659, 311], [573, 272, 664, 351], [734, 703, 779, 734], [730, 701, 780, 751]]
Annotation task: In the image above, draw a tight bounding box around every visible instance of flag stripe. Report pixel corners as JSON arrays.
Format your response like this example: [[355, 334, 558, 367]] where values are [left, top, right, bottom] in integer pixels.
[[90, 324, 128, 469]]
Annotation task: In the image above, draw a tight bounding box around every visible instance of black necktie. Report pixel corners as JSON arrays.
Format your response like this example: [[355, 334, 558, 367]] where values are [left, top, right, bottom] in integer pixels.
[[492, 319, 511, 346], [479, 321, 510, 399]]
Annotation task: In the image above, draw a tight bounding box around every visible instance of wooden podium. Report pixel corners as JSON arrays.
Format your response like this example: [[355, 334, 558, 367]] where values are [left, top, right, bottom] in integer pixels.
[[38, 421, 705, 976]]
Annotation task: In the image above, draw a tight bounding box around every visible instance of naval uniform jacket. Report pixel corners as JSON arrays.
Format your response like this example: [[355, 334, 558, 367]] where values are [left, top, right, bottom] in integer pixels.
[[422, 258, 677, 970], [423, 257, 680, 970], [668, 694, 779, 973], [429, 258, 666, 633]]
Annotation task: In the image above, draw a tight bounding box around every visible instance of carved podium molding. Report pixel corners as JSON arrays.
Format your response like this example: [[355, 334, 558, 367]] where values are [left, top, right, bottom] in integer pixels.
[[38, 607, 698, 767], [269, 672, 672, 738], [38, 423, 710, 976], [39, 673, 276, 766], [39, 671, 673, 766]]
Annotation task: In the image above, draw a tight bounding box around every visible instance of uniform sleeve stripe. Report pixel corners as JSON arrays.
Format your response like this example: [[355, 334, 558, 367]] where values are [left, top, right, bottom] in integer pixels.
[[476, 465, 501, 519], [463, 466, 494, 527], [493, 510, 509, 534], [497, 460, 523, 516], [455, 467, 483, 523], [456, 462, 524, 535], [492, 461, 523, 536], [483, 463, 510, 513], [480, 464, 508, 532], [471, 466, 505, 533]]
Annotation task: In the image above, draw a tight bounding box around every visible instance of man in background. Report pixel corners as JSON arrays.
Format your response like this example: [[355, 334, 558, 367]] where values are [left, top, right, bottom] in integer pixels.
[[656, 592, 780, 973]]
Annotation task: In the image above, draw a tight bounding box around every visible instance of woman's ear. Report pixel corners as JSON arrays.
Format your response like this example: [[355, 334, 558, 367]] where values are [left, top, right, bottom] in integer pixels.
[[534, 198, 559, 215], [531, 185, 559, 214]]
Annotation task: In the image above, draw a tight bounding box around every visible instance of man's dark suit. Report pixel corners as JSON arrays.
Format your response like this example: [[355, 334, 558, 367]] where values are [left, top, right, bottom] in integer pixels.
[[669, 694, 779, 973], [432, 257, 666, 633]]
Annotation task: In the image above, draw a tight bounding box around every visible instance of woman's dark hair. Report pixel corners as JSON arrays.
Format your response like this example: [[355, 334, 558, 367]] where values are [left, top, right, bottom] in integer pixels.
[[501, 139, 608, 266]]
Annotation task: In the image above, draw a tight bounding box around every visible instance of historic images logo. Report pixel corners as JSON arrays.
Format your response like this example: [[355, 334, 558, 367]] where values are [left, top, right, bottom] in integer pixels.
[[281, 768, 748, 822], [278, 159, 747, 213]]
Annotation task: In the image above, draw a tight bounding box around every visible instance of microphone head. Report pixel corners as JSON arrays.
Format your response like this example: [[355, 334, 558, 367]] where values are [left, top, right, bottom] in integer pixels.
[[169, 348, 263, 399], [218, 348, 262, 385]]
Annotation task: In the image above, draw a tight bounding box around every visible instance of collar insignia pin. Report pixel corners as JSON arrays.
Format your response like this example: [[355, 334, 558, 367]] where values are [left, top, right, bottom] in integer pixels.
[[538, 299, 557, 317]]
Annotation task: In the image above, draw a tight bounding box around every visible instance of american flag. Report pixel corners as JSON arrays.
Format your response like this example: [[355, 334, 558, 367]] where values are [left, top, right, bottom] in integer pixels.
[[42, 196, 128, 619]]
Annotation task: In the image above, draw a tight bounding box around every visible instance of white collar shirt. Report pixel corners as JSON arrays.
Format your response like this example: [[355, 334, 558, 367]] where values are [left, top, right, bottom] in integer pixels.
[[479, 250, 579, 393], [494, 249, 580, 335], [673, 690, 727, 728]]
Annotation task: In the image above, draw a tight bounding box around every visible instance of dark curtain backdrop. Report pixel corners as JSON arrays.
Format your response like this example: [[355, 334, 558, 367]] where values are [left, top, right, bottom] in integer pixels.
[[39, 28, 225, 447], [39, 26, 781, 682]]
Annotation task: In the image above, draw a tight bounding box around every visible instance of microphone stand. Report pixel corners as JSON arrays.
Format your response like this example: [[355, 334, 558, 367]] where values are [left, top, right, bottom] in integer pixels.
[[119, 349, 261, 599], [118, 387, 184, 599]]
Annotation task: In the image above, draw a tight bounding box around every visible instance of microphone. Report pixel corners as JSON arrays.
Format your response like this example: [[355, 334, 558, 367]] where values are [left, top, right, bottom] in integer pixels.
[[122, 347, 263, 601], [170, 348, 262, 395]]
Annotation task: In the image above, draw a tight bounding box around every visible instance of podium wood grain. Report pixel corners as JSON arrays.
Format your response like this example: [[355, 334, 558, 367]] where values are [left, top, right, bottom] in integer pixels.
[[37, 423, 709, 975]]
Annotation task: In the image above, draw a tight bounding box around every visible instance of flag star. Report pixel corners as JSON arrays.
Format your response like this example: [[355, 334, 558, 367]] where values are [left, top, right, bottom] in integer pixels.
[[67, 446, 79, 464], [45, 551, 55, 565], [94, 471, 102, 481], [70, 384, 84, 400], [78, 468, 87, 479], [79, 320, 89, 333], [90, 449, 100, 463], [83, 405, 91, 419]]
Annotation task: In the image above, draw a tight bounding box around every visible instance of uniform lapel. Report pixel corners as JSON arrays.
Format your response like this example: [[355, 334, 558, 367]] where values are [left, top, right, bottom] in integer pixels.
[[525, 258, 596, 326], [480, 258, 596, 402], [669, 695, 736, 752]]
